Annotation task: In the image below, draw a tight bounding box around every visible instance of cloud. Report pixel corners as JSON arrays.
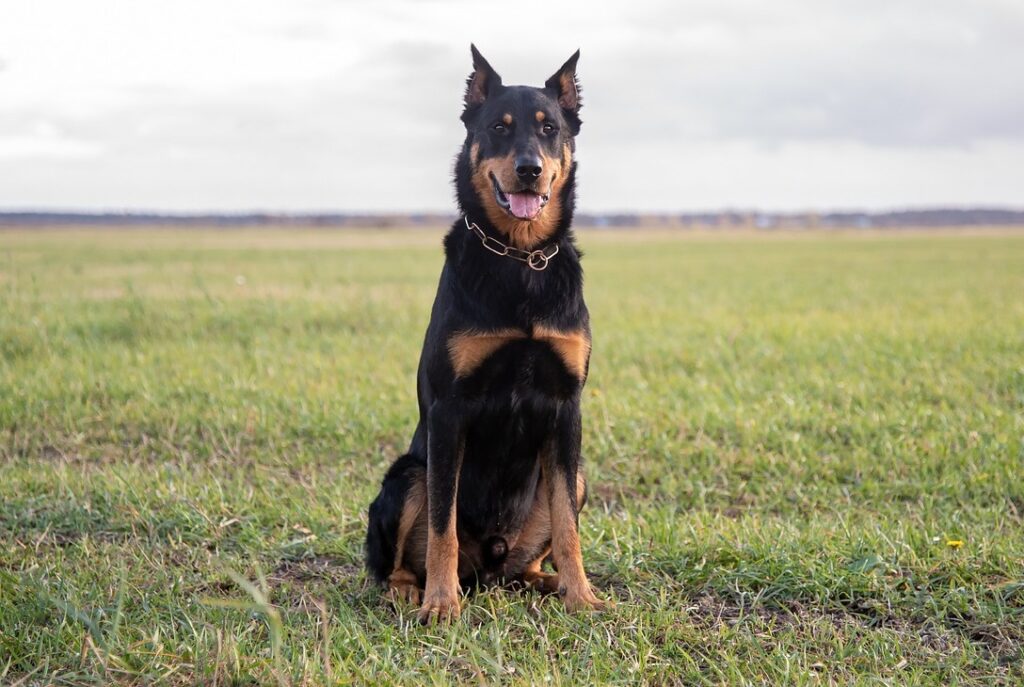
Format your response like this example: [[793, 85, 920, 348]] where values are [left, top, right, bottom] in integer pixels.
[[0, 136, 103, 160], [1, 0, 1022, 211], [582, 2, 1024, 146]]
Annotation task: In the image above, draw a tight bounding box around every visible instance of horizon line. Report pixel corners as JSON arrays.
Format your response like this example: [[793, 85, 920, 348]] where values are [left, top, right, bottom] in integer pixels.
[[3, 204, 1024, 217]]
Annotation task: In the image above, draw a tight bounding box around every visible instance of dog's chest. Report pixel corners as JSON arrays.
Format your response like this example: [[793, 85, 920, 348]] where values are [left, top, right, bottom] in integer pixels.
[[446, 325, 589, 389]]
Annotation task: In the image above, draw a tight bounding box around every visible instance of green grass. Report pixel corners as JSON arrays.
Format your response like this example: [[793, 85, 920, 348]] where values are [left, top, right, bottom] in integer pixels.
[[1, 227, 1022, 685]]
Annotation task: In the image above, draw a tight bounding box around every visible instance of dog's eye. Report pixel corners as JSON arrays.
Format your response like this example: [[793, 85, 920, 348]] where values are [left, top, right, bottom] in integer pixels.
[[542, 122, 557, 135], [492, 123, 508, 134]]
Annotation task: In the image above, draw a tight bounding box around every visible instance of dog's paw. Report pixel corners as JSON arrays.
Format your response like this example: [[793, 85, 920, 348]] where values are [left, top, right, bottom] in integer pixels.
[[561, 586, 610, 613], [523, 570, 561, 595], [417, 590, 461, 625], [386, 569, 422, 606], [387, 583, 422, 606]]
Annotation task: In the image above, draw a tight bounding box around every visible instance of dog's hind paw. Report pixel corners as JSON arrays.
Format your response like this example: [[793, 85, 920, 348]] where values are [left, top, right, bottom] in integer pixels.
[[387, 583, 422, 606], [523, 570, 562, 595], [386, 569, 422, 606]]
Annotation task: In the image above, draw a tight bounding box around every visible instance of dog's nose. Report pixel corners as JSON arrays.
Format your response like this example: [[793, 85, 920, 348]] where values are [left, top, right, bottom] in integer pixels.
[[515, 156, 543, 180]]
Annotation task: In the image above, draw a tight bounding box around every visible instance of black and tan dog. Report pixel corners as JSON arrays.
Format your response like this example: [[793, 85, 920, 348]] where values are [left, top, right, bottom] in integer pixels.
[[365, 45, 604, 624]]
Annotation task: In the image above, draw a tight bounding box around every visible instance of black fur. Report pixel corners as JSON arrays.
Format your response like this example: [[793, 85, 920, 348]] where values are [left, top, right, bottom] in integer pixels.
[[365, 45, 589, 594]]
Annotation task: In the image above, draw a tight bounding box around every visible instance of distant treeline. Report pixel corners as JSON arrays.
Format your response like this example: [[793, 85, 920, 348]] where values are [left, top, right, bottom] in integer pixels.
[[1, 208, 1023, 228]]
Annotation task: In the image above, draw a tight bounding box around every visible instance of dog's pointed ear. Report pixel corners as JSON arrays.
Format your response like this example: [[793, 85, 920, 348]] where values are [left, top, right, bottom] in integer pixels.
[[465, 44, 502, 107], [545, 49, 581, 113]]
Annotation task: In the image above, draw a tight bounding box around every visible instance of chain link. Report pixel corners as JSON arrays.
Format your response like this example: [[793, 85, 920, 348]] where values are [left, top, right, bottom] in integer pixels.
[[464, 216, 559, 271]]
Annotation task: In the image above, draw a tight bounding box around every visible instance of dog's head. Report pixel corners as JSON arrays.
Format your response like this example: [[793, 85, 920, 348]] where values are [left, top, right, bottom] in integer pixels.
[[458, 45, 581, 247]]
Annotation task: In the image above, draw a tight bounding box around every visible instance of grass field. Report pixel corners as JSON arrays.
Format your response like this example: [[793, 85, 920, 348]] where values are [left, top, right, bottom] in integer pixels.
[[1, 227, 1022, 685]]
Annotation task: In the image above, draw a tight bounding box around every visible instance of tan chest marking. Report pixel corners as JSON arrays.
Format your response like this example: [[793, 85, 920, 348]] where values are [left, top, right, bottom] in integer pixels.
[[533, 325, 591, 379], [447, 329, 527, 378], [447, 326, 590, 379]]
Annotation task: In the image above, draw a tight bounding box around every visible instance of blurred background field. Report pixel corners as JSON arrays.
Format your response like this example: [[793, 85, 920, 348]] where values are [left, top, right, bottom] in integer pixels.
[[1, 226, 1022, 684]]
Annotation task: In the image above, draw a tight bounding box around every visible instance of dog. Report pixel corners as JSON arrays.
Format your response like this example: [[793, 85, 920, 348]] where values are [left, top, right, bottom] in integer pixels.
[[365, 44, 605, 624]]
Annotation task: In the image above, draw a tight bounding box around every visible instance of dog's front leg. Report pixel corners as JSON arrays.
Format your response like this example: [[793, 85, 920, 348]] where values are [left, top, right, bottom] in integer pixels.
[[418, 401, 464, 624], [546, 398, 606, 613]]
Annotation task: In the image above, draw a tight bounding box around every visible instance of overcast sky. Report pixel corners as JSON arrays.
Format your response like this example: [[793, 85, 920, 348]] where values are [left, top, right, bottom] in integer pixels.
[[2, 0, 1023, 212]]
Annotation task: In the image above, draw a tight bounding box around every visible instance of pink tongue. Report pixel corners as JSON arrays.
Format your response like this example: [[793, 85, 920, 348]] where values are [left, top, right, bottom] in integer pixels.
[[507, 192, 542, 220]]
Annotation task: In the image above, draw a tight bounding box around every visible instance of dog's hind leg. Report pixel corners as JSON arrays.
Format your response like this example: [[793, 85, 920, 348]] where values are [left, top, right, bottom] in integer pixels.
[[365, 454, 428, 605], [386, 469, 427, 605], [522, 553, 559, 594], [510, 469, 588, 595]]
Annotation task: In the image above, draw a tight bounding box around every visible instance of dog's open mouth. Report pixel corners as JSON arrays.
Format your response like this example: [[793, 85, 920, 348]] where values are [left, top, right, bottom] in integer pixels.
[[491, 174, 549, 221]]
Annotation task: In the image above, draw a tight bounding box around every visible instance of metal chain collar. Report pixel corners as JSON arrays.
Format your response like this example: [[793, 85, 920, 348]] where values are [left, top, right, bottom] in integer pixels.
[[464, 215, 560, 271]]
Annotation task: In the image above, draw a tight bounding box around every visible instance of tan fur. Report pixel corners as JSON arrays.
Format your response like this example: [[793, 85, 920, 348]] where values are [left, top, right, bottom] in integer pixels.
[[533, 324, 591, 379], [392, 471, 426, 571], [470, 144, 573, 250], [535, 110, 546, 122], [511, 469, 586, 594], [420, 520, 460, 622], [500, 471, 553, 574], [386, 568, 421, 605], [447, 329, 527, 378], [448, 325, 588, 379], [502, 113, 513, 126], [384, 469, 428, 605], [419, 443, 465, 623], [546, 463, 604, 611], [522, 554, 560, 594]]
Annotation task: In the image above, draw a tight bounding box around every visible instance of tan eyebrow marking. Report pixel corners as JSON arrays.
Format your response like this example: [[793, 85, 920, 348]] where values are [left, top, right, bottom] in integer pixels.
[[502, 113, 513, 126], [536, 111, 546, 122]]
